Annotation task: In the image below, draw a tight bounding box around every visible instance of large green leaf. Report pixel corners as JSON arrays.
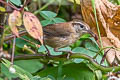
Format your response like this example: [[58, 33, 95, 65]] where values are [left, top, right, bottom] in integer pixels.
[[1, 59, 33, 79], [72, 47, 96, 57], [14, 60, 43, 73], [38, 45, 71, 55], [16, 38, 28, 48], [85, 41, 99, 52], [41, 20, 54, 26], [16, 36, 38, 48], [31, 75, 55, 80], [40, 11, 57, 19], [53, 18, 66, 23], [38, 63, 95, 80], [0, 78, 3, 80], [1, 59, 43, 79], [1, 64, 18, 79], [10, 0, 21, 6], [72, 46, 102, 64]]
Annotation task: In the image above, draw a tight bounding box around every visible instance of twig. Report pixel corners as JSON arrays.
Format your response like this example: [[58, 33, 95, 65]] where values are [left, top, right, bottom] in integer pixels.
[[0, 0, 20, 10], [100, 48, 111, 64], [11, 36, 16, 65], [5, 30, 28, 41]]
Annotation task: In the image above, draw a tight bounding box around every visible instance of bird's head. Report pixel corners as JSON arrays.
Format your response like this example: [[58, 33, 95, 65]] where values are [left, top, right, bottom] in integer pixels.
[[72, 21, 97, 39]]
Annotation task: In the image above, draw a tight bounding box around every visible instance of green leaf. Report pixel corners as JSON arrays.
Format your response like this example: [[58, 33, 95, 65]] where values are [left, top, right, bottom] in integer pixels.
[[1, 64, 17, 79], [89, 37, 99, 47], [70, 40, 82, 48], [38, 45, 47, 52], [73, 59, 84, 63], [16, 36, 37, 48], [1, 59, 33, 79], [10, 0, 21, 6], [53, 18, 66, 23], [0, 78, 3, 80], [95, 70, 102, 80], [38, 63, 95, 80], [85, 41, 99, 52], [31, 76, 41, 80], [40, 11, 57, 19], [31, 75, 55, 80], [109, 0, 120, 5], [41, 18, 66, 26], [16, 38, 28, 48], [14, 60, 43, 73], [38, 45, 62, 55], [80, 34, 90, 39], [50, 49, 62, 55], [59, 47, 71, 51], [38, 46, 71, 55], [72, 47, 96, 57], [72, 46, 102, 63], [57, 61, 63, 80], [41, 20, 54, 26]]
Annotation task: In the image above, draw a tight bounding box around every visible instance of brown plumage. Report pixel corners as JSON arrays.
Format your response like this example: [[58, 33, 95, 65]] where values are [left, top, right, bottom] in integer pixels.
[[43, 21, 95, 49]]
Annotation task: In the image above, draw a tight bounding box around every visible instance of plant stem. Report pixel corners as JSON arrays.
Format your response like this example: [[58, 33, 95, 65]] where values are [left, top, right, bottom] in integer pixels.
[[91, 0, 103, 54], [11, 36, 16, 65], [57, 61, 63, 80], [71, 54, 120, 72], [116, 0, 120, 5], [1, 53, 120, 72], [34, 0, 55, 14]]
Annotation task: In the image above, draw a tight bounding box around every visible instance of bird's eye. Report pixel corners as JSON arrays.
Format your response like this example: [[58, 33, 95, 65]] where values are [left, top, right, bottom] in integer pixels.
[[72, 22, 85, 30], [80, 24, 84, 28]]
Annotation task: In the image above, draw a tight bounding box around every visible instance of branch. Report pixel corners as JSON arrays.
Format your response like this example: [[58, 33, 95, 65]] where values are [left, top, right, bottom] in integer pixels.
[[1, 53, 120, 72], [5, 30, 28, 41]]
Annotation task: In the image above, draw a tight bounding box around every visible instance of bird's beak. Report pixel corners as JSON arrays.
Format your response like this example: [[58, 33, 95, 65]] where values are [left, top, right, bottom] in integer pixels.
[[87, 30, 98, 40]]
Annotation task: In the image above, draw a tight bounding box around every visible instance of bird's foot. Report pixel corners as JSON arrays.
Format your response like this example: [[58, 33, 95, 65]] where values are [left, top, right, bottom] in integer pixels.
[[43, 44, 52, 57], [66, 51, 73, 59]]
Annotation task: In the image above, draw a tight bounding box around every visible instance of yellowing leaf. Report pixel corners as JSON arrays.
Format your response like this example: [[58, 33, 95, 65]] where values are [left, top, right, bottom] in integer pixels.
[[68, 0, 80, 5], [8, 10, 22, 37], [23, 12, 43, 45], [0, 6, 6, 12]]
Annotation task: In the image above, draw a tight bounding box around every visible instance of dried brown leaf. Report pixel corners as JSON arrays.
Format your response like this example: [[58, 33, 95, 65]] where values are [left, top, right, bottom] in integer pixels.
[[8, 10, 22, 37], [81, 0, 120, 65], [100, 37, 120, 65], [23, 12, 43, 45], [81, 0, 120, 47], [102, 37, 115, 65]]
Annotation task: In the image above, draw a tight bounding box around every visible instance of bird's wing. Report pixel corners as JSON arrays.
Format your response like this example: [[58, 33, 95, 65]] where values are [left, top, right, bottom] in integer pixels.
[[43, 22, 75, 37]]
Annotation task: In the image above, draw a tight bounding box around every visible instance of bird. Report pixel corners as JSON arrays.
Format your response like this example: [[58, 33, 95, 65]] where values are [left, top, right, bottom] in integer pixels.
[[5, 20, 96, 54], [43, 20, 96, 50]]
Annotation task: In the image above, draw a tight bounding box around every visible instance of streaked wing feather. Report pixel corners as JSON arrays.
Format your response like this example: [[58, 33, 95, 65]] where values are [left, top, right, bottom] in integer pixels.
[[43, 22, 74, 37]]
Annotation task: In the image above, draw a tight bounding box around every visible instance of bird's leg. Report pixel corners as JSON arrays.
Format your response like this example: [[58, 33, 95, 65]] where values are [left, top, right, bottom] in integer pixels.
[[43, 36, 51, 56], [44, 44, 51, 56], [54, 48, 73, 59]]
